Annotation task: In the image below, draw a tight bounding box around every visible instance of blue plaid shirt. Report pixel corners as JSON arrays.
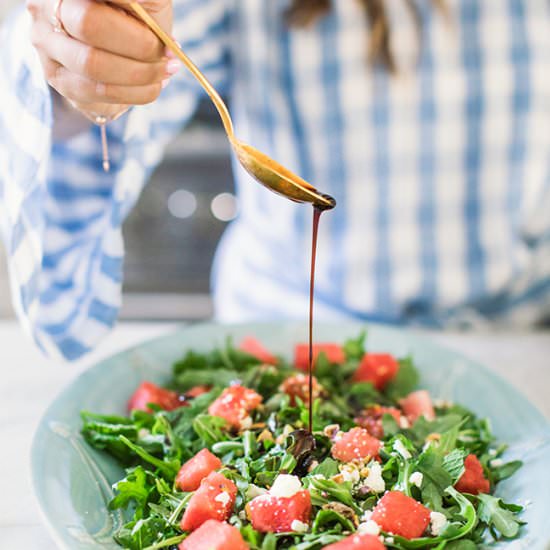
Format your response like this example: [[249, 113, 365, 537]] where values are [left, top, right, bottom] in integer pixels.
[[1, 0, 550, 360]]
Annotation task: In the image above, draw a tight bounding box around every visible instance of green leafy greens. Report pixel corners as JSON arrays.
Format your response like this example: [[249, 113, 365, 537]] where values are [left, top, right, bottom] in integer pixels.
[[81, 332, 525, 549]]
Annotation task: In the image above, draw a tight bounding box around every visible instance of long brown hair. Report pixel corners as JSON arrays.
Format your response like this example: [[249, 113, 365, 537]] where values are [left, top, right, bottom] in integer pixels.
[[285, 0, 449, 73]]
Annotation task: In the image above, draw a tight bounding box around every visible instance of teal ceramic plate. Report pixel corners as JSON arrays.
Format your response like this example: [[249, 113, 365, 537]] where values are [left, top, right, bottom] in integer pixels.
[[31, 322, 550, 549]]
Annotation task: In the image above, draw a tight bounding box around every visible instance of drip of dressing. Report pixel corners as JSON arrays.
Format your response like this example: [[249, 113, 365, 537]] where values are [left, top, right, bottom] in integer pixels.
[[307, 196, 336, 432], [307, 208, 322, 433]]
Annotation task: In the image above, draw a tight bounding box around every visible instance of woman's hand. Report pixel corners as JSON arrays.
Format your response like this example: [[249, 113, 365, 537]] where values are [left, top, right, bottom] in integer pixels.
[[27, 0, 179, 122]]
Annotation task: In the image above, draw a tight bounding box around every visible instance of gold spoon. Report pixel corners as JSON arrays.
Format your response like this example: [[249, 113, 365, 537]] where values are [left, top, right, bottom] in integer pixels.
[[130, 3, 336, 210]]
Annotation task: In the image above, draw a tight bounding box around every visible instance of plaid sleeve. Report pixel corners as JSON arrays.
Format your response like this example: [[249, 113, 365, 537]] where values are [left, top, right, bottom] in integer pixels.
[[0, 1, 231, 360]]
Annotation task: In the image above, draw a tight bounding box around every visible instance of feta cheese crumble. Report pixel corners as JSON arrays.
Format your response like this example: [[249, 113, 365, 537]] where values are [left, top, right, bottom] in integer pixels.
[[362, 461, 385, 493], [429, 511, 448, 536], [246, 484, 268, 499], [341, 468, 361, 484], [409, 471, 424, 488], [270, 474, 302, 498], [361, 510, 373, 521], [399, 416, 410, 429], [290, 520, 309, 533], [490, 458, 504, 468], [357, 519, 381, 536], [214, 491, 230, 506], [393, 439, 412, 460]]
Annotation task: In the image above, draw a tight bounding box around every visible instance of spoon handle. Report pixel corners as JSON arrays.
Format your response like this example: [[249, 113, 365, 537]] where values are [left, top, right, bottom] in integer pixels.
[[129, 2, 234, 138]]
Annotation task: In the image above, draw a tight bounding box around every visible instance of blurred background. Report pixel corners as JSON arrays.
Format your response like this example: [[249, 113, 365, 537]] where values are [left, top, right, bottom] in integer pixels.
[[0, 0, 235, 322]]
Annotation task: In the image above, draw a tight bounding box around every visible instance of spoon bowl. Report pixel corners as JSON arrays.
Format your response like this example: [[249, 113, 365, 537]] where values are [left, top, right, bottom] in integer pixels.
[[232, 139, 336, 208], [130, 3, 336, 211]]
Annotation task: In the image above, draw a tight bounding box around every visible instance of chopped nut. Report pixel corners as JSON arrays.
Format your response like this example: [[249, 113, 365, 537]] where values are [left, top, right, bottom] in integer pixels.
[[331, 473, 345, 484], [426, 433, 441, 442], [250, 422, 266, 429], [257, 429, 274, 443], [323, 424, 341, 439]]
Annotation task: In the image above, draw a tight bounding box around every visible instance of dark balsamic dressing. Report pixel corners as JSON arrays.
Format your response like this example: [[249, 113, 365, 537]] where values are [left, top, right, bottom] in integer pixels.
[[307, 197, 336, 433], [286, 197, 336, 472]]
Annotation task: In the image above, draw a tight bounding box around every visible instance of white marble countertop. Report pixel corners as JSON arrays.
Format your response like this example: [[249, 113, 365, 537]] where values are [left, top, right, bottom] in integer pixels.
[[0, 320, 548, 549]]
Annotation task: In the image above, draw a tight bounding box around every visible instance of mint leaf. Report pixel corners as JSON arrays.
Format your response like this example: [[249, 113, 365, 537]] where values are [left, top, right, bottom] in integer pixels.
[[443, 448, 467, 482]]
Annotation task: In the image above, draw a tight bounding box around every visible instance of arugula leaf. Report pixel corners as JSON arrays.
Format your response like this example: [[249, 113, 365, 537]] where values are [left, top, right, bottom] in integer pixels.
[[384, 357, 419, 400], [444, 540, 478, 550], [114, 517, 172, 550], [310, 457, 339, 478], [415, 448, 453, 511], [477, 494, 523, 538], [174, 368, 241, 390], [109, 466, 150, 512], [260, 533, 279, 550], [306, 477, 361, 513], [192, 414, 227, 446], [311, 509, 355, 533], [342, 331, 366, 360], [81, 411, 139, 462], [381, 412, 400, 438], [347, 382, 385, 408], [406, 413, 463, 446], [437, 421, 464, 455], [142, 534, 186, 550], [489, 459, 523, 483], [119, 436, 179, 478]]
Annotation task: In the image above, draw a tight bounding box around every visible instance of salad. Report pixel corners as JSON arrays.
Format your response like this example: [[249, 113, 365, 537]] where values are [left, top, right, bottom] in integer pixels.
[[81, 332, 524, 550]]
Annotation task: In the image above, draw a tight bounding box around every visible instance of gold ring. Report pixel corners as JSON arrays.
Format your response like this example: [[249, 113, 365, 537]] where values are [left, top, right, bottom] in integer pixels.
[[50, 0, 66, 34]]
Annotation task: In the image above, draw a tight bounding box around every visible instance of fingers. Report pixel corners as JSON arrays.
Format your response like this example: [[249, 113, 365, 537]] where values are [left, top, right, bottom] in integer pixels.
[[44, 57, 165, 105], [32, 21, 176, 86], [27, 0, 177, 110], [53, 0, 165, 62], [103, 0, 170, 14]]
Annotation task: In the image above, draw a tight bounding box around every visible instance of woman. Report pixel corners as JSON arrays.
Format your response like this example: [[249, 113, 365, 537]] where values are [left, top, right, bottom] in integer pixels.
[[1, 0, 549, 360]]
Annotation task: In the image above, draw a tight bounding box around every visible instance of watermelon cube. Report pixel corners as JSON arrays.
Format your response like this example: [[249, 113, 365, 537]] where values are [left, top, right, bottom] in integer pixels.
[[324, 533, 386, 549], [294, 343, 345, 371], [180, 472, 237, 532], [280, 374, 322, 405], [371, 491, 430, 539], [127, 381, 181, 413], [240, 336, 278, 365], [331, 427, 381, 462], [246, 490, 312, 533], [176, 449, 222, 492], [353, 353, 400, 390], [399, 390, 435, 423], [455, 454, 490, 495], [178, 520, 248, 550], [208, 384, 262, 430]]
